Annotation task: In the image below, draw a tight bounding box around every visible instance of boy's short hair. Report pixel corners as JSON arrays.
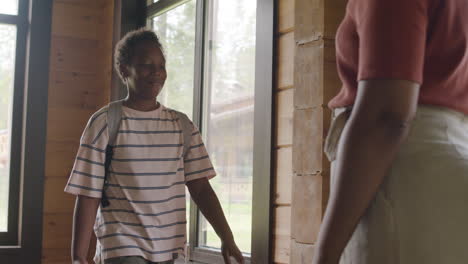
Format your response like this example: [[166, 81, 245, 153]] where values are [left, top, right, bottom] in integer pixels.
[[114, 28, 164, 81]]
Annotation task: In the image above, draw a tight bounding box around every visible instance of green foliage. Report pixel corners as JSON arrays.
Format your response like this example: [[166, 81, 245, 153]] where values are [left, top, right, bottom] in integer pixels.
[[153, 1, 197, 117], [0, 25, 16, 130]]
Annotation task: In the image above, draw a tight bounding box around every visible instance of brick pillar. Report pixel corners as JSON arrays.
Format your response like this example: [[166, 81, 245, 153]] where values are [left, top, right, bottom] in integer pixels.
[[290, 0, 345, 262]]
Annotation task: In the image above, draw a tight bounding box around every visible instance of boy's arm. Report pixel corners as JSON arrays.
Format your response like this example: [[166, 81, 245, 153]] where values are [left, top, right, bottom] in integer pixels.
[[72, 195, 101, 263], [186, 178, 244, 264]]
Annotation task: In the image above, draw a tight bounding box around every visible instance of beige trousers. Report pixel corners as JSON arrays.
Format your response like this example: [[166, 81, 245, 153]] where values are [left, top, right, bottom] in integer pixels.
[[326, 105, 468, 264]]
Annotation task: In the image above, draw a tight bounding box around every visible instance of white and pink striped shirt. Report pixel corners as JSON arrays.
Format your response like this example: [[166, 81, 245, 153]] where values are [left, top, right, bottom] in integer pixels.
[[64, 104, 216, 263]]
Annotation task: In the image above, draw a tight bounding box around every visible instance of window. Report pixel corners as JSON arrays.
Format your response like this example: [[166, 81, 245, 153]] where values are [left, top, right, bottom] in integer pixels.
[[145, 0, 273, 262], [0, 0, 24, 245], [198, 0, 256, 254], [0, 0, 52, 263]]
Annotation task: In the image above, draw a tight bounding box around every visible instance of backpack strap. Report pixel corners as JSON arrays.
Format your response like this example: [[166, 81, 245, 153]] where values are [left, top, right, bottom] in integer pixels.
[[175, 111, 192, 158], [101, 100, 123, 208], [107, 100, 124, 146]]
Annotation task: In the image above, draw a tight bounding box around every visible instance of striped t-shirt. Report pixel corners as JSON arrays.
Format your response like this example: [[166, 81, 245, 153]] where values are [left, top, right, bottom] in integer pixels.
[[64, 104, 216, 263]]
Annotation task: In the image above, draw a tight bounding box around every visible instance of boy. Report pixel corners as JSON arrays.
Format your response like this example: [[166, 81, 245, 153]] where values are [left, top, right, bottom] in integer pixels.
[[65, 29, 244, 264]]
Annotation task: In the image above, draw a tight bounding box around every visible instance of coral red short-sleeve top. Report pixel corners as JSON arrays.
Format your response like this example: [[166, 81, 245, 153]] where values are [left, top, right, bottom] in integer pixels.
[[329, 0, 468, 115]]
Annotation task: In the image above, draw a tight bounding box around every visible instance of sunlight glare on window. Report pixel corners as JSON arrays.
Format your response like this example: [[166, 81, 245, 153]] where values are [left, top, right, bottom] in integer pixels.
[[0, 0, 18, 15]]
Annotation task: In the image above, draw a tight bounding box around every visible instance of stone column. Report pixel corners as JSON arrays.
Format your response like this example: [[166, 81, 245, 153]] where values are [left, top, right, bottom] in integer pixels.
[[290, 0, 345, 262]]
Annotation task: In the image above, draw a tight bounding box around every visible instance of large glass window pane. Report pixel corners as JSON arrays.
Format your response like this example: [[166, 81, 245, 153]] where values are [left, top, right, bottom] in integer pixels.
[[199, 0, 256, 254], [151, 1, 197, 245], [0, 0, 18, 15], [152, 0, 196, 118], [0, 24, 17, 232]]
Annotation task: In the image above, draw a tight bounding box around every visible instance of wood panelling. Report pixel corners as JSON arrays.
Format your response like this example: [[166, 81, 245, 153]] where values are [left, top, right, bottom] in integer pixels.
[[49, 36, 100, 74], [45, 141, 79, 178], [43, 1, 114, 263], [295, 0, 324, 44], [277, 32, 295, 89], [46, 107, 95, 142], [43, 177, 75, 214], [294, 40, 324, 109], [276, 89, 294, 147], [273, 1, 295, 262], [273, 206, 291, 263], [42, 213, 74, 249], [324, 0, 347, 39], [48, 70, 106, 109], [291, 174, 323, 243], [293, 108, 324, 175], [51, 3, 101, 40], [274, 147, 292, 205], [290, 239, 315, 264], [278, 0, 295, 34]]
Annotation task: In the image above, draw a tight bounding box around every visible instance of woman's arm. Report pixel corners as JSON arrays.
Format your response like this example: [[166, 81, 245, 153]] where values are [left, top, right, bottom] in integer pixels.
[[186, 178, 244, 264], [313, 79, 420, 264], [71, 195, 101, 264]]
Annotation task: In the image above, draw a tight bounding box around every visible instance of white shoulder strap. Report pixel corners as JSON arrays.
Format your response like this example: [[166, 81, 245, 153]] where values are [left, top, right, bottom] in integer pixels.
[[175, 111, 192, 158], [107, 100, 123, 146]]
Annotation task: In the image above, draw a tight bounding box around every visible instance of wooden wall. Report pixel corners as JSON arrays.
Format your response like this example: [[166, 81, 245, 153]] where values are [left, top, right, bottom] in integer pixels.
[[42, 1, 114, 263], [272, 0, 346, 263], [272, 0, 294, 263]]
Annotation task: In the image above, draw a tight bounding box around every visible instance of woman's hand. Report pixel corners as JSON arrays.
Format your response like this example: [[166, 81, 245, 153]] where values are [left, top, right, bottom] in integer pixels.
[[221, 239, 245, 264]]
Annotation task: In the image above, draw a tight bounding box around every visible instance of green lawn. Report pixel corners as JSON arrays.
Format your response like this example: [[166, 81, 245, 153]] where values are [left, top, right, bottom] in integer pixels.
[[201, 201, 252, 253]]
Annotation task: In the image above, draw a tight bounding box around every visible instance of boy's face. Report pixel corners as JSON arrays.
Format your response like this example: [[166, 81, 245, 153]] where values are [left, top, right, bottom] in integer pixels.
[[122, 40, 167, 100]]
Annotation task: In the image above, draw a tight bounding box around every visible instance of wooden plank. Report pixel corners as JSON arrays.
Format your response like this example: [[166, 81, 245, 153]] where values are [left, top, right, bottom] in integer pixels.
[[48, 70, 107, 110], [45, 140, 79, 178], [295, 0, 324, 44], [278, 0, 294, 34], [42, 213, 73, 249], [324, 0, 347, 39], [51, 2, 101, 40], [46, 107, 95, 142], [42, 248, 70, 264], [290, 239, 315, 264], [54, 0, 102, 8], [42, 218, 97, 263], [273, 206, 291, 263], [49, 35, 100, 74], [274, 147, 292, 205], [96, 0, 115, 104], [294, 40, 324, 109], [291, 174, 323, 244], [293, 108, 323, 175], [43, 177, 76, 214], [274, 205, 291, 236], [276, 89, 294, 147], [277, 32, 295, 89], [274, 234, 291, 264]]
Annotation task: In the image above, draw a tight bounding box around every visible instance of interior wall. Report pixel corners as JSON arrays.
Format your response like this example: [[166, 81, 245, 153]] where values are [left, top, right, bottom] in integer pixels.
[[272, 0, 294, 263], [41, 1, 114, 263], [39, 0, 345, 263]]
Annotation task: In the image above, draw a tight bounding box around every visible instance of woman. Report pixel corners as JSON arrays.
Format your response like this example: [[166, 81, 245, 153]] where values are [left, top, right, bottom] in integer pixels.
[[313, 0, 468, 263]]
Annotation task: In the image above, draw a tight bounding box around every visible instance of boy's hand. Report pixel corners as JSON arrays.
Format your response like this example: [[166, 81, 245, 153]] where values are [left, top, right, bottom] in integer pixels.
[[221, 239, 245, 264]]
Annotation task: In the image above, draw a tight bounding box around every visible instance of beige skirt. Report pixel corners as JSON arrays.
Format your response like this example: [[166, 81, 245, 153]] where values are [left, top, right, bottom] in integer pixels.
[[326, 105, 468, 264]]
